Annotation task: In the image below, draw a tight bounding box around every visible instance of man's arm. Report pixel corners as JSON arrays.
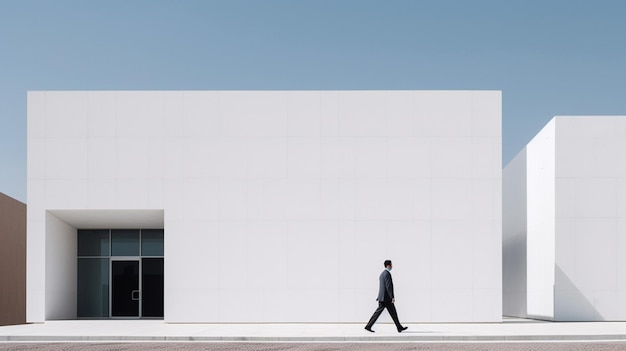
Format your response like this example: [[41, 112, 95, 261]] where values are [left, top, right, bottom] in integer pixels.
[[384, 272, 394, 302]]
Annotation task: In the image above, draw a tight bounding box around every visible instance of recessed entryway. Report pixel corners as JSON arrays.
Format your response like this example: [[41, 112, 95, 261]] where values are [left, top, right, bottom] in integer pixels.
[[77, 229, 164, 319]]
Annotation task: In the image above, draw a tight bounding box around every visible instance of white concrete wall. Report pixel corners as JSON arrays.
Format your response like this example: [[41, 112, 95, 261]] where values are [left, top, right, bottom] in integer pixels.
[[526, 120, 555, 319], [26, 93, 46, 322], [502, 119, 556, 320], [502, 148, 527, 318], [45, 212, 77, 320], [554, 116, 626, 321], [28, 90, 502, 323], [504, 116, 626, 321]]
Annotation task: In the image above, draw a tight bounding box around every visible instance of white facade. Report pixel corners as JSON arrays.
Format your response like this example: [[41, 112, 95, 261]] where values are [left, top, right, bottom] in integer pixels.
[[504, 116, 626, 321], [27, 90, 502, 323]]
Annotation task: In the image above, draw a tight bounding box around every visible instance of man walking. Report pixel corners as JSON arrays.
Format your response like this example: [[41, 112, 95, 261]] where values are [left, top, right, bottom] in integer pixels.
[[365, 260, 408, 333]]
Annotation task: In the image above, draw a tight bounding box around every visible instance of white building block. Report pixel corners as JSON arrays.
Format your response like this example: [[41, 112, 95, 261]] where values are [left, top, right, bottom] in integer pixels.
[[504, 116, 626, 321], [27, 90, 502, 323]]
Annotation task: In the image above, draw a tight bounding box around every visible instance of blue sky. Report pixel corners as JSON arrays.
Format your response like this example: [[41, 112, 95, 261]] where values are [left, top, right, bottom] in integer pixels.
[[1, 0, 626, 202]]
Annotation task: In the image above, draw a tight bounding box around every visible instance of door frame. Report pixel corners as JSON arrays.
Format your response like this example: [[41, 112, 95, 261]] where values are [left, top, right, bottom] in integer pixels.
[[110, 257, 141, 319]]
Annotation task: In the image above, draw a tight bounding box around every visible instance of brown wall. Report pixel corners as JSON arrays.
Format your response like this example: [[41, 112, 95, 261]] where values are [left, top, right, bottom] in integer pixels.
[[0, 192, 26, 326]]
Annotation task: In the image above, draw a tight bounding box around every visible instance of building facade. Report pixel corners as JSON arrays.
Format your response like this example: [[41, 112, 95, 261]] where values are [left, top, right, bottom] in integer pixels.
[[0, 192, 26, 326], [27, 90, 502, 323], [504, 116, 626, 321]]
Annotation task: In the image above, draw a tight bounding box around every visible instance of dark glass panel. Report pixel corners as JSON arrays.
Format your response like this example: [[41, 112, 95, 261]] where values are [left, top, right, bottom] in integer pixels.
[[77, 230, 109, 256], [111, 260, 139, 317], [142, 258, 164, 317], [141, 229, 164, 256], [111, 229, 140, 256], [77, 258, 109, 317]]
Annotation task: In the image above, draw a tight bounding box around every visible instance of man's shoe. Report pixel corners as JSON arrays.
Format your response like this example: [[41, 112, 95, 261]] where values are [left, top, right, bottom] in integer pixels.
[[364, 327, 375, 333], [398, 326, 408, 333]]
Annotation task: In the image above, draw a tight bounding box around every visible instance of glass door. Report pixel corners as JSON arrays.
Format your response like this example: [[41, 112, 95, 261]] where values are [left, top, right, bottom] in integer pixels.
[[111, 260, 140, 317]]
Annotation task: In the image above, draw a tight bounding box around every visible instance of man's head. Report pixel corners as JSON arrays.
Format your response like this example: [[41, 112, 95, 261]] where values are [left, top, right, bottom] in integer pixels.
[[384, 260, 392, 269]]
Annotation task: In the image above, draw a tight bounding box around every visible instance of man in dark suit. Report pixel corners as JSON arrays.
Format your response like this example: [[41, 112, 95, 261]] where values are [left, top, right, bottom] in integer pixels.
[[365, 260, 408, 333]]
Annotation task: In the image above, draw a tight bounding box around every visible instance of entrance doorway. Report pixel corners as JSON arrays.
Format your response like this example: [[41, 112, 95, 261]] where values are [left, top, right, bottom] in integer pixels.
[[111, 260, 139, 317], [110, 258, 164, 318], [77, 229, 164, 319]]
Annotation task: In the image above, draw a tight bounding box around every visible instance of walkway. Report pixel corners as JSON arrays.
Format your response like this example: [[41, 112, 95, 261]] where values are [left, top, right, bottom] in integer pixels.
[[2, 318, 626, 342]]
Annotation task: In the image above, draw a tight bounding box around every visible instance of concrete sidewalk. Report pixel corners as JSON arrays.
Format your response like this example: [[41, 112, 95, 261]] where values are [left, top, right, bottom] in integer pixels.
[[2, 319, 626, 342]]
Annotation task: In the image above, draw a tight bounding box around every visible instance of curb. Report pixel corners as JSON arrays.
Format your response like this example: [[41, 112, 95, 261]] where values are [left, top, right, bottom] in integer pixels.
[[3, 335, 626, 342]]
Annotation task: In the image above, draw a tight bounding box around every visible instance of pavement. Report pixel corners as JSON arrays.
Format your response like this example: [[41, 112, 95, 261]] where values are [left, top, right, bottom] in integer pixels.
[[2, 318, 626, 343], [3, 343, 626, 351]]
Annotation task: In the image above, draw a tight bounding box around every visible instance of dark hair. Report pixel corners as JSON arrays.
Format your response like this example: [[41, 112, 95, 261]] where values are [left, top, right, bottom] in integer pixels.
[[384, 260, 392, 267]]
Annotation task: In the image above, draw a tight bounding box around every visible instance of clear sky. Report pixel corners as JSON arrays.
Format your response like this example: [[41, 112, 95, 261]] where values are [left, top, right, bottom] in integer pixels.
[[1, 0, 626, 202]]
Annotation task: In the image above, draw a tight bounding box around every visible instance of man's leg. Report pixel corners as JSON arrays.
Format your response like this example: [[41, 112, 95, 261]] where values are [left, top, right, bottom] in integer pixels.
[[365, 302, 385, 330], [385, 302, 405, 331]]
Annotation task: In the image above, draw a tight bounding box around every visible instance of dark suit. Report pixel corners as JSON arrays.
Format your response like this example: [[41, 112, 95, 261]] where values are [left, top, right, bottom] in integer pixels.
[[365, 269, 404, 331]]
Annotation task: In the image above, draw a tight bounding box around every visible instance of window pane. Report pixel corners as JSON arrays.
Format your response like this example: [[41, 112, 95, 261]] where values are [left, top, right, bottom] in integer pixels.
[[141, 258, 164, 317], [77, 230, 109, 256], [111, 229, 140, 256], [77, 258, 109, 317], [141, 229, 164, 256]]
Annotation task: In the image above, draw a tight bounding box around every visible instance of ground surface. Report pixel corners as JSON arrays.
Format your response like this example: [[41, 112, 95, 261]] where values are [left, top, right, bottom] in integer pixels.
[[2, 343, 626, 351]]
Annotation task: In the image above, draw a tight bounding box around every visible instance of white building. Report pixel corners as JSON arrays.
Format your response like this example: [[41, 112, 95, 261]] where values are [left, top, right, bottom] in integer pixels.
[[27, 90, 502, 323], [504, 116, 626, 321]]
